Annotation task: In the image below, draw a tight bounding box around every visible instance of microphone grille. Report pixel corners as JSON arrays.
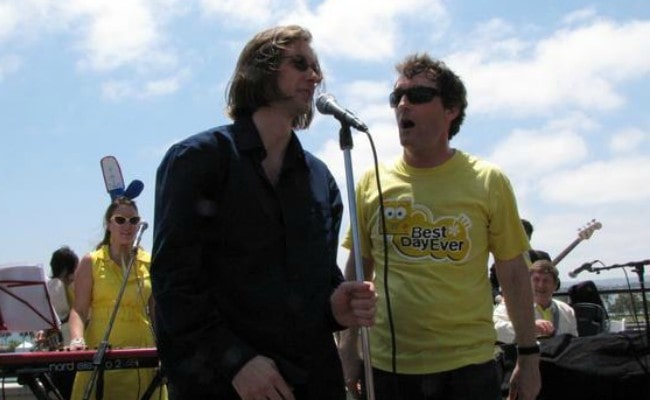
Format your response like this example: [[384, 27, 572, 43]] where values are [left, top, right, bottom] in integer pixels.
[[316, 93, 334, 114]]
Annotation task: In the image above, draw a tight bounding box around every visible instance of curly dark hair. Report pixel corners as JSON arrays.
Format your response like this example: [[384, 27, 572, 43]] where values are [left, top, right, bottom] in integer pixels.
[[226, 25, 321, 130], [395, 53, 467, 140]]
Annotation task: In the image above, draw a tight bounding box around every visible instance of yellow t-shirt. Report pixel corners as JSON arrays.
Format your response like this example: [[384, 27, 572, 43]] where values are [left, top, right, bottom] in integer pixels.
[[536, 304, 553, 322], [343, 151, 530, 374]]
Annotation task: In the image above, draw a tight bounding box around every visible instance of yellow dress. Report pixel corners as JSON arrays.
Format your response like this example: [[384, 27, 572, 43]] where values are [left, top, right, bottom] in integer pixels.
[[71, 245, 167, 400]]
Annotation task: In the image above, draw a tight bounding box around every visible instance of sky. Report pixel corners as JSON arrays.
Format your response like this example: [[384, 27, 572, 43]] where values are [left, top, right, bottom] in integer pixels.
[[1, 0, 649, 285]]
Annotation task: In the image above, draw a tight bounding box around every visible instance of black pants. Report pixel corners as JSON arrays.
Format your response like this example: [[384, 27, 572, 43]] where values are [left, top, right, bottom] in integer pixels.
[[372, 360, 500, 400]]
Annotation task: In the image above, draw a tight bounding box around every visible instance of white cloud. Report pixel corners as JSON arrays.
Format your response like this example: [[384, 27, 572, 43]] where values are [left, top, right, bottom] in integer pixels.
[[0, 0, 63, 44], [540, 156, 650, 205], [101, 68, 187, 100], [1, 0, 165, 64], [562, 7, 598, 26], [488, 113, 594, 180], [0, 2, 19, 43], [299, 0, 447, 61], [340, 80, 389, 102], [144, 75, 181, 96], [0, 0, 184, 96], [198, 0, 447, 61], [451, 18, 650, 117], [491, 128, 588, 177], [474, 18, 516, 39], [335, 80, 393, 124], [200, 0, 449, 61], [199, 0, 275, 25], [61, 0, 170, 72], [290, 1, 399, 60], [609, 127, 648, 154]]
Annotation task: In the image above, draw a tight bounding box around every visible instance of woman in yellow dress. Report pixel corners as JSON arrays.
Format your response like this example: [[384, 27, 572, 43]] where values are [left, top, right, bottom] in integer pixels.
[[68, 196, 166, 399]]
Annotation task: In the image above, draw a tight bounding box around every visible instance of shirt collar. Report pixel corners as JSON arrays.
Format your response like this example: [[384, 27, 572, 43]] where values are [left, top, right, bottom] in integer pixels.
[[232, 117, 308, 169]]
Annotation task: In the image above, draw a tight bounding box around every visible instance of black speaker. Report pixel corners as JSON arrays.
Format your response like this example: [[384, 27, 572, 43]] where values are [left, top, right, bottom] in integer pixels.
[[538, 333, 650, 400]]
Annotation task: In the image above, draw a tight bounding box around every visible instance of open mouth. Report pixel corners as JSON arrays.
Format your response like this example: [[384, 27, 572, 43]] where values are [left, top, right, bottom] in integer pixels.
[[400, 118, 415, 129]]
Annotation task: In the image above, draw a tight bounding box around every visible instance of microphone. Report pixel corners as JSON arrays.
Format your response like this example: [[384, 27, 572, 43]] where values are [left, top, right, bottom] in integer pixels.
[[131, 221, 149, 252], [568, 260, 597, 278], [316, 93, 369, 132]]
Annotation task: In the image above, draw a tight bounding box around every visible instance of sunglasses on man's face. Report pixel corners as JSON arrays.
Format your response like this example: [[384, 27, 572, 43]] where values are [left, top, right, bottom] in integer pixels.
[[111, 215, 141, 225], [282, 55, 321, 76], [389, 86, 441, 108]]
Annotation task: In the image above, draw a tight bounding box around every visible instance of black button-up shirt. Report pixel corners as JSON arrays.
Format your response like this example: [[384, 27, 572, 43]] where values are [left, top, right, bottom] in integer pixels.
[[152, 118, 345, 399]]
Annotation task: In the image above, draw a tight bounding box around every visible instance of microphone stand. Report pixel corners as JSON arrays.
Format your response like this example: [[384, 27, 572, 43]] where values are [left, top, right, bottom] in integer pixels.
[[338, 122, 375, 400], [591, 259, 650, 344], [82, 223, 149, 400]]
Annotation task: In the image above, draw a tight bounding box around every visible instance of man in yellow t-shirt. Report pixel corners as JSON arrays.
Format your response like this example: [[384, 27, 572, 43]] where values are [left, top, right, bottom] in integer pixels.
[[338, 53, 540, 400]]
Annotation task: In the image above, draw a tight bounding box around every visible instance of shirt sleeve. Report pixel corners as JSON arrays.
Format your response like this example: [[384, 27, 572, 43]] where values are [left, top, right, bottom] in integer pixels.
[[487, 169, 531, 261], [323, 158, 346, 332], [560, 302, 579, 337], [47, 278, 70, 322], [493, 302, 516, 344], [151, 140, 256, 385]]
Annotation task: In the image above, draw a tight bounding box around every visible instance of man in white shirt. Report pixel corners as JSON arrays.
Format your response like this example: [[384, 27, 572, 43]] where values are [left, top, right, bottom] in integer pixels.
[[494, 259, 578, 343]]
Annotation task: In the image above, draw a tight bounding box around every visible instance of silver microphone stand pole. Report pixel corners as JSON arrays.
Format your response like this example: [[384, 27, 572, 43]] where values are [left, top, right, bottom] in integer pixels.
[[83, 222, 149, 400], [338, 122, 375, 400]]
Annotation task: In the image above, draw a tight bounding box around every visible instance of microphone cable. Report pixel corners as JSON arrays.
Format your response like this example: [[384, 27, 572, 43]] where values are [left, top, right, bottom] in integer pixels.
[[357, 129, 399, 392]]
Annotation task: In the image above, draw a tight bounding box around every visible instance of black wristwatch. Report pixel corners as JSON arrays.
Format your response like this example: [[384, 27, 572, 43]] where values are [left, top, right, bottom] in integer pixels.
[[516, 341, 541, 355]]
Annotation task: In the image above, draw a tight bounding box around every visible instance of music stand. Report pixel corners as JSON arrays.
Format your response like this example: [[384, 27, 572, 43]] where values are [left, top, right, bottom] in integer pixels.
[[0, 263, 64, 400], [0, 263, 59, 334]]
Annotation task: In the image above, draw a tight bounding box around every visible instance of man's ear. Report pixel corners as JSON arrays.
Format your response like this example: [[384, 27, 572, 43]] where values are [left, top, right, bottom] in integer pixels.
[[445, 107, 460, 121]]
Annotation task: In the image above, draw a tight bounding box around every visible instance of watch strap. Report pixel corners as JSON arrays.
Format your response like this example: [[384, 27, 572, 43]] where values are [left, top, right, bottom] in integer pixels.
[[517, 342, 541, 355]]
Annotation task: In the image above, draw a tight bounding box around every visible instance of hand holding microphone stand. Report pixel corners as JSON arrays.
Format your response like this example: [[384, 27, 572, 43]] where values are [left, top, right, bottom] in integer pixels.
[[82, 222, 149, 400]]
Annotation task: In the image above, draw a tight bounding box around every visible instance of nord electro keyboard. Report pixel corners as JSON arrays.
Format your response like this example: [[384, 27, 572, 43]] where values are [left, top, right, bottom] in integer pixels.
[[0, 348, 161, 400], [0, 347, 159, 373]]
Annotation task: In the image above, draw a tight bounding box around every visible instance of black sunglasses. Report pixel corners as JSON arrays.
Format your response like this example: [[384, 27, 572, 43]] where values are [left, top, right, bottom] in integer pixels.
[[281, 55, 321, 76], [389, 86, 440, 108], [111, 215, 141, 225]]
